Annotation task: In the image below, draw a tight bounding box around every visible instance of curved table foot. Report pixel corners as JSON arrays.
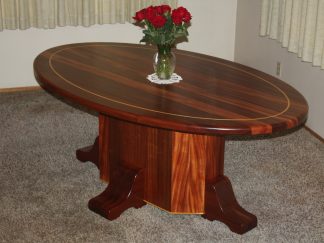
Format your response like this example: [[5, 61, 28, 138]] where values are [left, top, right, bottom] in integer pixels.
[[202, 176, 257, 234], [88, 166, 146, 220], [76, 137, 99, 168]]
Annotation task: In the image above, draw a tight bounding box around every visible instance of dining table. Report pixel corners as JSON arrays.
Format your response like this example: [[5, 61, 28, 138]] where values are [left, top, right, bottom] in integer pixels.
[[33, 43, 308, 234]]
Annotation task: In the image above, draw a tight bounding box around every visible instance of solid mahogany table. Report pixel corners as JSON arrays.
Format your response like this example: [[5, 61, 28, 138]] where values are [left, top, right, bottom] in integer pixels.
[[33, 43, 308, 234]]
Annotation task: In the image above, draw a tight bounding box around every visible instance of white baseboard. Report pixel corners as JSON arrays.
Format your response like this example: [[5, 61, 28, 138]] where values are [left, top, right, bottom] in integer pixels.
[[0, 86, 41, 93]]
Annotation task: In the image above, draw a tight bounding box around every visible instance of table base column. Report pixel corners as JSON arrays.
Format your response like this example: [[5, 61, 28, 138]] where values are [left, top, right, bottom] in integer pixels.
[[76, 115, 257, 234]]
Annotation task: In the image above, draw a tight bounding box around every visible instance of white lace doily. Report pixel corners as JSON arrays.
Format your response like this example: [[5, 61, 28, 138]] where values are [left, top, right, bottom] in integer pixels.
[[147, 73, 182, 85]]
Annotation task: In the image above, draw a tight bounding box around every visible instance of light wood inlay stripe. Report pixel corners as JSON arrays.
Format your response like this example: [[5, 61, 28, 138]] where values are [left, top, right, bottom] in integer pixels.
[[34, 43, 308, 136], [48, 44, 290, 121]]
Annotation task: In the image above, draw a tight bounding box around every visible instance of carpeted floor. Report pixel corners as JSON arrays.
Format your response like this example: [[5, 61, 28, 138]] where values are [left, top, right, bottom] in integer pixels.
[[0, 90, 323, 243]]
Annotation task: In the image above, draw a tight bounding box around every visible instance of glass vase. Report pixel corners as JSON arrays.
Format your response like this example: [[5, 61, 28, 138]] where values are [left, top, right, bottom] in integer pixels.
[[153, 45, 176, 80]]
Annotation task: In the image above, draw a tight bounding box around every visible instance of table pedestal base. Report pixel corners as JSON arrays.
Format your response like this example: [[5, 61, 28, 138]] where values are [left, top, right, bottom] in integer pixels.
[[88, 166, 146, 220], [76, 115, 257, 234], [203, 176, 257, 234]]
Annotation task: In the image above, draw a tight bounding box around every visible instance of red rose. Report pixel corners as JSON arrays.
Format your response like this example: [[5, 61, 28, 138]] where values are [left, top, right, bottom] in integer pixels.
[[161, 5, 171, 14], [183, 12, 192, 23], [155, 6, 163, 15], [171, 7, 191, 25], [150, 15, 167, 28], [146, 6, 157, 22], [171, 10, 182, 25], [176, 7, 188, 18], [133, 9, 146, 21]]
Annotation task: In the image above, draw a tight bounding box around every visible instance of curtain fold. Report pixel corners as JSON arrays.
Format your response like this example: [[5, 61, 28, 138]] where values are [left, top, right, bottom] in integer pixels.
[[0, 0, 178, 31], [260, 0, 324, 69]]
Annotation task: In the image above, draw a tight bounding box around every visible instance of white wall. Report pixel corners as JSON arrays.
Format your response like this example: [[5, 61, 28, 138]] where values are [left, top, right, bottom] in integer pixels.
[[0, 23, 141, 89], [0, 0, 237, 89], [178, 0, 237, 59], [235, 0, 324, 138]]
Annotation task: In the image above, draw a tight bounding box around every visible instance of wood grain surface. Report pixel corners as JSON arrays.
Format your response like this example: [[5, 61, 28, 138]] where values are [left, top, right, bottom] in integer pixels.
[[34, 43, 308, 135], [170, 133, 207, 213], [104, 117, 208, 214]]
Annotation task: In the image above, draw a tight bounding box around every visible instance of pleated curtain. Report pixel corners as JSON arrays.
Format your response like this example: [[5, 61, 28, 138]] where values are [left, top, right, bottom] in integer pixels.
[[0, 0, 178, 31], [260, 0, 324, 69]]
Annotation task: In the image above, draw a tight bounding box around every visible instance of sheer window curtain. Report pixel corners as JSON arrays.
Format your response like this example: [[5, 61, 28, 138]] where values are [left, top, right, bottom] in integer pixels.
[[0, 0, 178, 31], [260, 0, 324, 69]]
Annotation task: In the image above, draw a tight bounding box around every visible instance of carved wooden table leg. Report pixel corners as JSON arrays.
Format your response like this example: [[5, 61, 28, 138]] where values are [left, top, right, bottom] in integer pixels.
[[88, 166, 146, 220], [75, 114, 109, 181], [76, 114, 146, 220], [202, 136, 257, 234], [76, 137, 99, 168], [203, 176, 257, 234]]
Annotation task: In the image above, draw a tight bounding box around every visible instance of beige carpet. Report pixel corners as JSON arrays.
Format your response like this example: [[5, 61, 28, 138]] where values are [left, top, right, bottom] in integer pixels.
[[0, 90, 323, 242]]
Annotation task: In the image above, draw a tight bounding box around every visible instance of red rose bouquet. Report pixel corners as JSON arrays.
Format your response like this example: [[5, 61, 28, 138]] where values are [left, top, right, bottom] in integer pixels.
[[133, 5, 192, 80], [133, 5, 192, 46]]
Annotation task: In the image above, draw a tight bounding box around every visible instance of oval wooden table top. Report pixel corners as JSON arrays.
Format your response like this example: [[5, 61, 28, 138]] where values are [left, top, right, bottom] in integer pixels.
[[34, 43, 308, 135]]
